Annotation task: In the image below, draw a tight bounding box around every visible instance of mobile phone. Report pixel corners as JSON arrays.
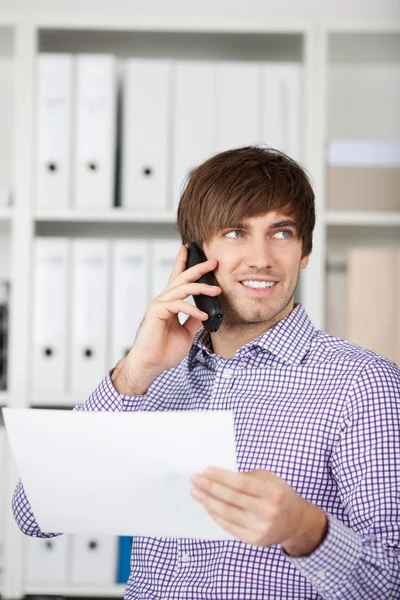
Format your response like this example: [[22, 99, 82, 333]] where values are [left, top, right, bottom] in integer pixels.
[[186, 242, 224, 332]]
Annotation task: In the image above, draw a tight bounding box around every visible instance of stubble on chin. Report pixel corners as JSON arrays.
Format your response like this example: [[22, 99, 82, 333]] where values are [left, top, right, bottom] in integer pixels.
[[220, 287, 296, 331]]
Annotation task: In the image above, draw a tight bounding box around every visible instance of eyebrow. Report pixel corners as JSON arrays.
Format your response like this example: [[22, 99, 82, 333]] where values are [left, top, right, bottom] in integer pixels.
[[223, 219, 298, 231]]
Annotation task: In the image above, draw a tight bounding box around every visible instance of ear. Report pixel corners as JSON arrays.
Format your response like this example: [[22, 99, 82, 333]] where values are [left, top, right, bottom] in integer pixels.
[[300, 253, 310, 270]]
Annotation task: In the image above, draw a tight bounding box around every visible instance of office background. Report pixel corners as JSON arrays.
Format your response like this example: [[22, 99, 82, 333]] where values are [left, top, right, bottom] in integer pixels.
[[0, 0, 399, 597]]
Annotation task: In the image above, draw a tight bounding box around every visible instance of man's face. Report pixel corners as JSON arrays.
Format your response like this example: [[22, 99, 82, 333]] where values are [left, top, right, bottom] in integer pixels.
[[203, 211, 310, 329]]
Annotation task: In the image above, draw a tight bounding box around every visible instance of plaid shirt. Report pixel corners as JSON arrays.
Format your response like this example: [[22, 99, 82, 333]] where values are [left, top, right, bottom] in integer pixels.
[[13, 304, 400, 599]]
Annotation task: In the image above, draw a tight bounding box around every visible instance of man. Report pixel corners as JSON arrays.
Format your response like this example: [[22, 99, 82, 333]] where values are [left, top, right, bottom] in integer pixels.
[[13, 147, 400, 599]]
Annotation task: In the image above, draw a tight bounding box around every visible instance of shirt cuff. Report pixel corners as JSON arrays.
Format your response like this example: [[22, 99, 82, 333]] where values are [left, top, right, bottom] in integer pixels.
[[282, 512, 363, 595], [73, 370, 147, 412]]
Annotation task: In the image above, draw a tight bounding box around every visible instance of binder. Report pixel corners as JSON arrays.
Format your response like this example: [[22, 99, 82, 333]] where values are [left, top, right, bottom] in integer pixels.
[[121, 59, 171, 211], [32, 238, 70, 397], [262, 63, 304, 162], [117, 536, 133, 584], [172, 61, 216, 208], [68, 534, 118, 584], [25, 535, 68, 584], [150, 239, 182, 298], [73, 54, 117, 209], [215, 61, 261, 152], [150, 240, 192, 324], [0, 185, 10, 207], [347, 249, 396, 362], [0, 281, 9, 391], [110, 240, 150, 367], [70, 239, 110, 396], [0, 426, 6, 566], [35, 54, 73, 208]]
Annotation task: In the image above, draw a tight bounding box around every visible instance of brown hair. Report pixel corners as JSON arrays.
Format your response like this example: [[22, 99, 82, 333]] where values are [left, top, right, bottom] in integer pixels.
[[176, 146, 315, 257]]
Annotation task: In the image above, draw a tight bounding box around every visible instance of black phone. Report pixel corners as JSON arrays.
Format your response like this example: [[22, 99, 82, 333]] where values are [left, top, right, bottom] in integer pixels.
[[186, 242, 224, 333]]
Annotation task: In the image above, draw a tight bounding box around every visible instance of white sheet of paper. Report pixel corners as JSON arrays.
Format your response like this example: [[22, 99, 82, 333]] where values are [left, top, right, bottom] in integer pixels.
[[3, 408, 237, 540]]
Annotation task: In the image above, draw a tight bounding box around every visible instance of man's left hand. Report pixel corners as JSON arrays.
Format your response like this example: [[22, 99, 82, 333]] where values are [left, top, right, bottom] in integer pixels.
[[191, 468, 328, 557]]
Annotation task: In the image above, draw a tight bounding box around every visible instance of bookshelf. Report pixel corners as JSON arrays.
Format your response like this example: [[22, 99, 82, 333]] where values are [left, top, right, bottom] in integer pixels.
[[0, 8, 399, 600], [323, 24, 400, 341]]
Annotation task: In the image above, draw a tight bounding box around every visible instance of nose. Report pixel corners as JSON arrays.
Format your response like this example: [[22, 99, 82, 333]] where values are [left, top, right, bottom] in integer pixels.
[[244, 237, 274, 270]]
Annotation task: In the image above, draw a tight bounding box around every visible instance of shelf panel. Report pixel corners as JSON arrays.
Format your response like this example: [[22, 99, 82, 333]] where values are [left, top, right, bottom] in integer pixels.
[[25, 584, 126, 597], [325, 211, 400, 227], [30, 393, 88, 409], [35, 208, 177, 224]]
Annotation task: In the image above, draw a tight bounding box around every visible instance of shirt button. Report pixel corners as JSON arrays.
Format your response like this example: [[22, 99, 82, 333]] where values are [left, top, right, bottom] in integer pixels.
[[181, 552, 190, 563], [222, 368, 233, 378], [316, 569, 326, 580]]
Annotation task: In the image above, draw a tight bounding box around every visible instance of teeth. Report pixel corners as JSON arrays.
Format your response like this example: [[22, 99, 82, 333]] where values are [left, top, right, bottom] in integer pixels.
[[241, 280, 276, 289]]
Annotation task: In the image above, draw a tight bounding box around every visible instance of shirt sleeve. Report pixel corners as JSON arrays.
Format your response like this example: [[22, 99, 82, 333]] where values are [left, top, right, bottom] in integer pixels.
[[12, 370, 148, 536], [285, 358, 400, 599]]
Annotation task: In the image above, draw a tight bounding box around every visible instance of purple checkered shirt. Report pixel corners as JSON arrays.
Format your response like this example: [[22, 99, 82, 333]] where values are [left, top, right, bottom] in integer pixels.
[[13, 304, 400, 599]]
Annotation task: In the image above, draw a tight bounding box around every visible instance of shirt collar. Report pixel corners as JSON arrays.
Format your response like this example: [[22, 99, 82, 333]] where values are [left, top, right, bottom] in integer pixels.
[[187, 304, 317, 369]]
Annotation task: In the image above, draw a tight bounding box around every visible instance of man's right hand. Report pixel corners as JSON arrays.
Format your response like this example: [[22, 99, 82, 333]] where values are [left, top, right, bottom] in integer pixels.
[[111, 244, 222, 395]]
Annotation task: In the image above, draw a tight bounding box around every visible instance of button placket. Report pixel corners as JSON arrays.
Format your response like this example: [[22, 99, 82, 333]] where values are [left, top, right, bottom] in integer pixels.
[[181, 552, 190, 564], [222, 368, 233, 378]]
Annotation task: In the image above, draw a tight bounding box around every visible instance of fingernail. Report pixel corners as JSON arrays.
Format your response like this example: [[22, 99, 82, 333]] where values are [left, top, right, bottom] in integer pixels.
[[191, 474, 203, 484], [203, 467, 217, 476], [191, 487, 203, 500]]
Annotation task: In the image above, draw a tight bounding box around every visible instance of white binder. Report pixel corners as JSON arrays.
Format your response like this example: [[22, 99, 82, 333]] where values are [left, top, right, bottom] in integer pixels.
[[0, 185, 11, 207], [68, 534, 118, 584], [0, 426, 5, 566], [111, 239, 150, 367], [73, 54, 117, 209], [32, 238, 70, 398], [35, 54, 73, 208], [121, 59, 171, 211], [262, 63, 304, 162], [25, 535, 68, 584], [172, 61, 216, 208], [70, 239, 110, 396], [150, 240, 192, 324], [150, 239, 181, 298], [215, 61, 261, 152]]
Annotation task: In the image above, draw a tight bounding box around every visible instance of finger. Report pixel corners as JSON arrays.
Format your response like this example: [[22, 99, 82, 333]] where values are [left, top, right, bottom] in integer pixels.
[[155, 299, 208, 322], [160, 282, 221, 302], [200, 468, 268, 499], [191, 486, 260, 531], [167, 244, 188, 285], [208, 512, 259, 546], [191, 474, 260, 512], [170, 257, 218, 288]]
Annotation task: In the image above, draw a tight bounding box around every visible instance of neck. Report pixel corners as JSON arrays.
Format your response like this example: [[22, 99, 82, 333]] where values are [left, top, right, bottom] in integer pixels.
[[210, 301, 295, 360]]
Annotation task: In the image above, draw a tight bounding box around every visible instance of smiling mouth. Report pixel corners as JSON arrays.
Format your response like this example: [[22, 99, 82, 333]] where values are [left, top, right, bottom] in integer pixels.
[[240, 280, 277, 289]]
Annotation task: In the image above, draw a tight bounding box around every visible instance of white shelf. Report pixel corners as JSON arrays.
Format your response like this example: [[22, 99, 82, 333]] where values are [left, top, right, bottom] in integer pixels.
[[25, 583, 126, 597], [35, 208, 177, 224], [325, 210, 400, 227], [30, 393, 84, 408]]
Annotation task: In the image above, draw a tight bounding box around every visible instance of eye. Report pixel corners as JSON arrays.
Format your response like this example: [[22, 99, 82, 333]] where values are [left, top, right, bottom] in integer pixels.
[[224, 230, 244, 239], [273, 230, 292, 239]]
